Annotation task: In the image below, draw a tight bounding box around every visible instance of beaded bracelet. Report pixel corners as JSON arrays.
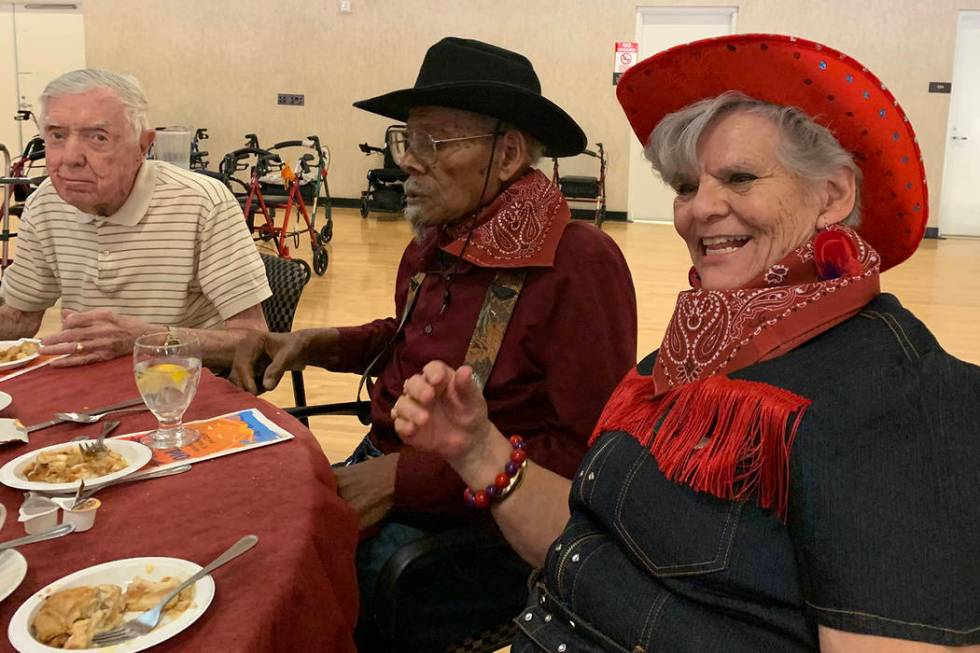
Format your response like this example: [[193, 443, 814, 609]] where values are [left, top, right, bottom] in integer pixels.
[[463, 435, 528, 509]]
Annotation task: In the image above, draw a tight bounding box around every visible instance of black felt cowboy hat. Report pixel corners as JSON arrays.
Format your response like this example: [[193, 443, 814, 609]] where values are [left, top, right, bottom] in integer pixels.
[[354, 37, 587, 157]]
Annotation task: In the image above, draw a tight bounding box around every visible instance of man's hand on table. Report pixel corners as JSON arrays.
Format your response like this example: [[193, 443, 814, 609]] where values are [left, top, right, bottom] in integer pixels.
[[335, 454, 398, 530], [41, 309, 153, 367], [229, 331, 310, 394]]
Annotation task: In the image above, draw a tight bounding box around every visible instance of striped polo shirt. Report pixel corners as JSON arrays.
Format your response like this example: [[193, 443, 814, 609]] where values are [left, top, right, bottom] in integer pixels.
[[1, 160, 271, 328]]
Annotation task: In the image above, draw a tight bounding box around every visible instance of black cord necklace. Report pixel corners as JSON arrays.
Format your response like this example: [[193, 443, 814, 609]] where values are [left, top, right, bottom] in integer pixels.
[[438, 122, 503, 316]]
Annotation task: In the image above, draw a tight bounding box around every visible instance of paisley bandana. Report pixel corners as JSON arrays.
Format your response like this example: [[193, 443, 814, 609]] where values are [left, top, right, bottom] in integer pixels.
[[441, 169, 569, 268], [654, 226, 880, 395], [594, 226, 880, 519]]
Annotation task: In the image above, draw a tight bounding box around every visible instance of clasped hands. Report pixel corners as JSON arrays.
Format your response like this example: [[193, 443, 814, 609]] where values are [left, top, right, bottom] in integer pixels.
[[39, 309, 152, 367]]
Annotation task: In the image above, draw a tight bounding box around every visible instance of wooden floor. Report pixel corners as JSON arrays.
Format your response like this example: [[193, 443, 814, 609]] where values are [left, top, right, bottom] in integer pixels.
[[31, 208, 980, 463]]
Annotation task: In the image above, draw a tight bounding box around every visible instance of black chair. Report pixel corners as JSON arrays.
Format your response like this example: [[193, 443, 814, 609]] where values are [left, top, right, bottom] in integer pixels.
[[260, 254, 312, 419], [368, 521, 527, 653], [358, 125, 408, 218]]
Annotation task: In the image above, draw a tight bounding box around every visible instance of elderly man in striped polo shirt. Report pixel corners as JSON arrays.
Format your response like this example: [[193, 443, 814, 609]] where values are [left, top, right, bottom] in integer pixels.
[[0, 69, 270, 366]]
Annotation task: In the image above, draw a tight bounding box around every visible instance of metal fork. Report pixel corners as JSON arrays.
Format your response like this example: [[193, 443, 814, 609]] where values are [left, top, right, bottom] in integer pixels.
[[92, 534, 258, 646], [77, 420, 120, 456]]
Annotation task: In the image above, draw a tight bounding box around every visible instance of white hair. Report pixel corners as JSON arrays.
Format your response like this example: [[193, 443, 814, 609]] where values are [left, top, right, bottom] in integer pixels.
[[645, 90, 862, 227], [40, 69, 150, 140]]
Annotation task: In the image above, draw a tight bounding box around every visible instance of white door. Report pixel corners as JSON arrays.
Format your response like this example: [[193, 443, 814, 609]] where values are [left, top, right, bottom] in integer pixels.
[[939, 11, 980, 237], [627, 7, 736, 223], [12, 2, 86, 150], [0, 5, 19, 158]]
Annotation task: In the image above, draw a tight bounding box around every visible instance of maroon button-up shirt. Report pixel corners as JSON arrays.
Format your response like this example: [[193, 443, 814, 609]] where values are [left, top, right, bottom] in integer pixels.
[[333, 221, 637, 517]]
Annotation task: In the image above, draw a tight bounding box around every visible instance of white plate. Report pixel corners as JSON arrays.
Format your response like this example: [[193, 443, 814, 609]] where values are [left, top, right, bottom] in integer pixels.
[[8, 556, 215, 653], [0, 392, 11, 412], [0, 440, 153, 492], [0, 549, 28, 602], [0, 340, 41, 372]]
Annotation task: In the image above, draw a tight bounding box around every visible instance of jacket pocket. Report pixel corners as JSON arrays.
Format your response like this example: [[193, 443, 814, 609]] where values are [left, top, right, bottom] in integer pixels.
[[612, 442, 743, 577]]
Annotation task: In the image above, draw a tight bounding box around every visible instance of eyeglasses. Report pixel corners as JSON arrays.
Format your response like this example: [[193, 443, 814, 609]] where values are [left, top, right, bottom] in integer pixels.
[[386, 127, 500, 167]]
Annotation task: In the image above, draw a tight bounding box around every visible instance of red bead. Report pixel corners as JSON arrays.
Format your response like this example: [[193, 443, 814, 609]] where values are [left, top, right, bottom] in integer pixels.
[[463, 488, 476, 507], [509, 435, 525, 448], [510, 448, 527, 464], [474, 489, 489, 509], [495, 472, 510, 489]]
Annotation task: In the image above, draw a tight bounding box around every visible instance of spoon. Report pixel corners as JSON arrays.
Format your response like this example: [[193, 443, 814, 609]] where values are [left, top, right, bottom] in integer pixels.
[[55, 405, 147, 424]]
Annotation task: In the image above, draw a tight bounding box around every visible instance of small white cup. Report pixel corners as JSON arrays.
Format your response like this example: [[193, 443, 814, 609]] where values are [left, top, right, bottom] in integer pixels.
[[61, 498, 101, 533], [19, 493, 59, 535], [20, 506, 58, 535]]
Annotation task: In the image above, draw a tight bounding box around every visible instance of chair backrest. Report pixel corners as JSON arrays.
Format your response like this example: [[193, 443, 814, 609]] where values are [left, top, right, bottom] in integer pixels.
[[260, 255, 311, 333], [382, 125, 405, 170]]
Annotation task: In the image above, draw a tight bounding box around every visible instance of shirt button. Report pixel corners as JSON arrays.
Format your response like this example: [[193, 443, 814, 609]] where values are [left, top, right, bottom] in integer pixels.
[[524, 613, 533, 622], [571, 554, 580, 563], [544, 614, 552, 623], [100, 249, 110, 257], [423, 325, 432, 334], [558, 644, 567, 652]]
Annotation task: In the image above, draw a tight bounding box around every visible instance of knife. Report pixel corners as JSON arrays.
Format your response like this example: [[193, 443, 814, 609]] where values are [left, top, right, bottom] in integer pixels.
[[0, 523, 75, 552], [23, 397, 146, 433]]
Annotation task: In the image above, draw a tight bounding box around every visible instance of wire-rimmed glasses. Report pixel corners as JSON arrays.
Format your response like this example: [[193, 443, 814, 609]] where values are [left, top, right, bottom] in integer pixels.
[[386, 127, 500, 167]]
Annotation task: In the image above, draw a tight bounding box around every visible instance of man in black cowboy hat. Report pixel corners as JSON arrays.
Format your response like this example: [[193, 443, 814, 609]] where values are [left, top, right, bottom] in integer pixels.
[[231, 37, 637, 651]]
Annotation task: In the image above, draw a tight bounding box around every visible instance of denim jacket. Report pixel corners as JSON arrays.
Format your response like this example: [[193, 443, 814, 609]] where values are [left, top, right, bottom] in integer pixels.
[[513, 294, 980, 652]]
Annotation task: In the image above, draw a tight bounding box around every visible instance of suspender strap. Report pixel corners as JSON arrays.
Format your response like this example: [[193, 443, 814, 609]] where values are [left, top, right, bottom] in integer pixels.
[[354, 271, 426, 424], [354, 268, 528, 424], [463, 268, 528, 389]]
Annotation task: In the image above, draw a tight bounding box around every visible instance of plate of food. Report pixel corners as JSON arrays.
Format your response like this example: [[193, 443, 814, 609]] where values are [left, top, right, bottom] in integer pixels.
[[0, 549, 28, 603], [0, 340, 42, 372], [7, 556, 215, 652], [0, 440, 152, 492]]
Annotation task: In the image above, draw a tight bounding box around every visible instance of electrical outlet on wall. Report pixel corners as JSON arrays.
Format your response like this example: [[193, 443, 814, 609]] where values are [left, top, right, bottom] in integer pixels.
[[277, 93, 305, 106], [339, 0, 352, 13]]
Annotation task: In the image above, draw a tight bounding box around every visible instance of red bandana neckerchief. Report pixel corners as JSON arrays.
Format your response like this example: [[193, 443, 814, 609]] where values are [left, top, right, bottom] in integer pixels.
[[592, 226, 881, 519], [440, 169, 570, 268]]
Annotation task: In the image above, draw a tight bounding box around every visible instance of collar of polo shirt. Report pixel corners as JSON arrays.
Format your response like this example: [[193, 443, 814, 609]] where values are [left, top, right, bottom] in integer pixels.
[[76, 160, 156, 227]]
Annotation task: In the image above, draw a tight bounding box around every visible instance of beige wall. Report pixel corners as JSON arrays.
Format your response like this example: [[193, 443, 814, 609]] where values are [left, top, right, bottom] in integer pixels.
[[80, 0, 980, 226]]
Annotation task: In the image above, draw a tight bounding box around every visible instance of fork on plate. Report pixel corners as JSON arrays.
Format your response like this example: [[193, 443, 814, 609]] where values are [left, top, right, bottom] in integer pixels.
[[91, 534, 258, 646], [77, 419, 120, 456]]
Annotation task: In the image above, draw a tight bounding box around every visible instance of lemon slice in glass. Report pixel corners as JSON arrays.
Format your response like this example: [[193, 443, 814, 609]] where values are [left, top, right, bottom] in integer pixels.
[[137, 363, 190, 395]]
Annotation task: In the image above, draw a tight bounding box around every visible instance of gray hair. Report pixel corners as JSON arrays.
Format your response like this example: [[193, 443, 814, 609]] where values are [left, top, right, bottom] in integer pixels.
[[504, 125, 545, 166], [40, 69, 150, 140], [486, 119, 543, 167], [645, 90, 862, 226]]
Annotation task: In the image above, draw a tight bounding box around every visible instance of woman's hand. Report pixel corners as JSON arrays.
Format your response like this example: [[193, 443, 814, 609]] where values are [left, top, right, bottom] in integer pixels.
[[392, 361, 495, 466]]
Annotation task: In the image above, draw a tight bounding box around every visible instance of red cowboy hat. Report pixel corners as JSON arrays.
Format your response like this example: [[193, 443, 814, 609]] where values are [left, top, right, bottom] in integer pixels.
[[617, 34, 927, 271]]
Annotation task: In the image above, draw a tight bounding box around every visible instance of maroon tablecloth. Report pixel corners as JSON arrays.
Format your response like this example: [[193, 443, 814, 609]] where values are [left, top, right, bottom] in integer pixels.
[[0, 357, 359, 652]]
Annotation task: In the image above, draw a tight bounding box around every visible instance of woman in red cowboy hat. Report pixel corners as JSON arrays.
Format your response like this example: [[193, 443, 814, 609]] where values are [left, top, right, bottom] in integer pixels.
[[391, 34, 980, 652]]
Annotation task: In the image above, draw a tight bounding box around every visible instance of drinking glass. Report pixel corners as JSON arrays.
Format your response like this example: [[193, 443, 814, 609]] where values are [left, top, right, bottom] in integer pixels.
[[133, 329, 202, 449]]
